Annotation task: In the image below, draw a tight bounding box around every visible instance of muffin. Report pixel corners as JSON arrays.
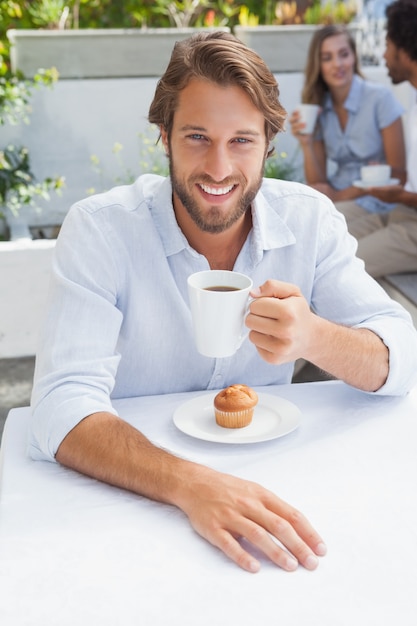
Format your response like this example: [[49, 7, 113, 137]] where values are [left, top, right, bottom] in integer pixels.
[[213, 384, 258, 428]]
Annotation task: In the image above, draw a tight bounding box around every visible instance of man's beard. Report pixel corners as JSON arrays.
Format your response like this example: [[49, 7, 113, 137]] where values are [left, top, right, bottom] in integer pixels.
[[386, 53, 408, 85], [168, 155, 265, 234], [387, 65, 404, 84], [388, 71, 407, 85]]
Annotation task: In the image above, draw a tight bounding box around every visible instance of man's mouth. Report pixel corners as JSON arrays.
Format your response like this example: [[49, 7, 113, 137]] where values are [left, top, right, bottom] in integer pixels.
[[198, 183, 235, 196]]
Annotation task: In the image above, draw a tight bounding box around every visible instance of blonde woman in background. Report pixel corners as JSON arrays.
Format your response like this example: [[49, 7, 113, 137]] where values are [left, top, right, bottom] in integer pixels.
[[290, 24, 407, 271]]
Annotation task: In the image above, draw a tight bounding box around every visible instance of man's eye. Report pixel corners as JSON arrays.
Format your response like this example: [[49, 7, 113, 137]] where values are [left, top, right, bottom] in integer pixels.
[[190, 134, 204, 140], [234, 138, 250, 144]]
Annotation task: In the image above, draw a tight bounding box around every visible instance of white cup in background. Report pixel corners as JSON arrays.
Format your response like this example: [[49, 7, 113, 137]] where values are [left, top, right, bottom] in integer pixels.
[[187, 270, 253, 358], [360, 164, 391, 186], [296, 104, 320, 134]]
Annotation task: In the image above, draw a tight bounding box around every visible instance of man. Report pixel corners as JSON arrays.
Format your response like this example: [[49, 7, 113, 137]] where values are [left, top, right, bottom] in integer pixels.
[[336, 0, 417, 277], [31, 31, 417, 574]]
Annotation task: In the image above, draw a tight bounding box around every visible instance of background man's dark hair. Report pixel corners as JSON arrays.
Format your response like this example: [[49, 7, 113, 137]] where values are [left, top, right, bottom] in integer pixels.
[[386, 0, 417, 62]]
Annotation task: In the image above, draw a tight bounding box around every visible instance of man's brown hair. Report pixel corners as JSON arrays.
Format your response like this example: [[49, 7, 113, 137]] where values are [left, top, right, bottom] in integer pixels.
[[148, 31, 286, 156]]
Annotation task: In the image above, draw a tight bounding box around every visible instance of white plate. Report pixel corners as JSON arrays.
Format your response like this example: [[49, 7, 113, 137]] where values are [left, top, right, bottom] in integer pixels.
[[353, 178, 400, 189], [173, 392, 301, 444]]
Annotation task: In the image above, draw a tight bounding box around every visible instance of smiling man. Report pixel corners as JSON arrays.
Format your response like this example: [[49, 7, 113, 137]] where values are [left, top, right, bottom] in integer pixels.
[[159, 79, 265, 268], [31, 31, 417, 574]]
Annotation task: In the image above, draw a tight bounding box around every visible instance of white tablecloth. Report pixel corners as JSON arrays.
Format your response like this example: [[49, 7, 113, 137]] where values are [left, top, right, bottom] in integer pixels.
[[0, 381, 416, 625]]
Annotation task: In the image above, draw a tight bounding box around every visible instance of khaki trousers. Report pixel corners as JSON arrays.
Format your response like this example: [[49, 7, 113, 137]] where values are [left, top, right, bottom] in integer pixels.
[[335, 200, 417, 278]]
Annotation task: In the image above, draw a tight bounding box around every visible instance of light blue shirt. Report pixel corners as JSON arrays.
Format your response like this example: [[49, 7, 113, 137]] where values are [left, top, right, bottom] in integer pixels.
[[317, 75, 404, 213], [30, 175, 417, 461]]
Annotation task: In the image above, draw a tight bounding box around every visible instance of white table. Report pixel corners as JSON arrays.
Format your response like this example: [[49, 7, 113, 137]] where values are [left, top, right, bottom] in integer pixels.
[[1, 381, 416, 625]]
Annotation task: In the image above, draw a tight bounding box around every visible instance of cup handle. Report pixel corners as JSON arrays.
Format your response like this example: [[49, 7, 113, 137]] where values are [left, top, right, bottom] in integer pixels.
[[237, 297, 254, 349]]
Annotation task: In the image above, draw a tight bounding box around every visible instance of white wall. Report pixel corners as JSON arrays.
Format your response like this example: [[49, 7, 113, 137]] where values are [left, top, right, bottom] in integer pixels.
[[1, 77, 160, 226]]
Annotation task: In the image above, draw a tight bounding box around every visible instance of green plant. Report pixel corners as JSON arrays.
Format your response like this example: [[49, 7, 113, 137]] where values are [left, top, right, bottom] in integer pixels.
[[27, 0, 70, 29], [0, 68, 58, 125], [0, 2, 65, 234], [89, 125, 169, 194], [147, 0, 210, 28], [238, 5, 260, 26], [237, 1, 277, 25], [137, 129, 169, 177], [0, 69, 64, 225], [264, 148, 300, 181], [148, 0, 239, 29], [239, 1, 358, 26], [304, 0, 357, 25], [0, 144, 64, 217], [0, 0, 240, 32]]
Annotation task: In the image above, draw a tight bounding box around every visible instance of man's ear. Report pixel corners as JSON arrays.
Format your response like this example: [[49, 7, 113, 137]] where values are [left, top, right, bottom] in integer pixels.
[[160, 126, 169, 155]]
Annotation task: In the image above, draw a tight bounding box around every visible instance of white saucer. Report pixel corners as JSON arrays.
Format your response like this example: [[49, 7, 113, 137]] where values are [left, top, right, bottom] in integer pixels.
[[173, 392, 301, 444], [353, 178, 400, 189]]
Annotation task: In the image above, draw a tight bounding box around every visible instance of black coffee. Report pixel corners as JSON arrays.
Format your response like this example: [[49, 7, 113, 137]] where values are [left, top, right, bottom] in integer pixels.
[[204, 286, 241, 292]]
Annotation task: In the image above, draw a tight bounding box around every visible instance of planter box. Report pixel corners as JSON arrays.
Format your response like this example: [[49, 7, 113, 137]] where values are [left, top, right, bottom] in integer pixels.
[[7, 27, 230, 79], [234, 24, 362, 73], [0, 238, 55, 358], [1, 203, 59, 357]]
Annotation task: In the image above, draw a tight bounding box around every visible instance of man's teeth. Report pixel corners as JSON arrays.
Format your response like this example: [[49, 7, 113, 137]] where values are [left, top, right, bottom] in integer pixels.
[[199, 183, 234, 196]]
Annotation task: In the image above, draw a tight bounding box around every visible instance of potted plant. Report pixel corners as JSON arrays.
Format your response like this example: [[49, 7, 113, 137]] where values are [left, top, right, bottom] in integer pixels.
[[234, 1, 361, 72], [264, 147, 301, 181], [0, 70, 64, 240], [0, 143, 64, 240], [6, 1, 232, 79]]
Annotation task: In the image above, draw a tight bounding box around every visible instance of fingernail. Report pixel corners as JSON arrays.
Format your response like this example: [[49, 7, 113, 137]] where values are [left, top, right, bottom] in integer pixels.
[[316, 542, 327, 556], [285, 556, 298, 571], [248, 559, 260, 573], [250, 286, 261, 297], [305, 554, 319, 570]]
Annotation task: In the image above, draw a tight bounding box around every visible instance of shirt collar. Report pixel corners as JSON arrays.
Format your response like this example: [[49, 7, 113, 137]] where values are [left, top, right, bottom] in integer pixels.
[[251, 185, 296, 250], [146, 176, 189, 257], [323, 74, 364, 113]]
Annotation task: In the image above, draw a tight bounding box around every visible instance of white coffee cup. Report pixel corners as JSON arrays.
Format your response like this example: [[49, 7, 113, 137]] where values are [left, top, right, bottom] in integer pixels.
[[360, 164, 391, 186], [296, 104, 320, 134], [187, 270, 253, 358]]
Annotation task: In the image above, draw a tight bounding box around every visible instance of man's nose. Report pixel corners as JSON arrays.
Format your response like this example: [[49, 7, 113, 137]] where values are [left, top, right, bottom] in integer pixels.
[[203, 143, 234, 181]]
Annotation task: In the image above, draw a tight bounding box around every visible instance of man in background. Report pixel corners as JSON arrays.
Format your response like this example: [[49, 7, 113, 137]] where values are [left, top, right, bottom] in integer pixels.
[[347, 0, 417, 276]]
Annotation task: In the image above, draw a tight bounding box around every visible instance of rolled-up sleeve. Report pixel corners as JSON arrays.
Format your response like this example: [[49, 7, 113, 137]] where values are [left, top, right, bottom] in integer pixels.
[[30, 203, 123, 461], [310, 197, 417, 397]]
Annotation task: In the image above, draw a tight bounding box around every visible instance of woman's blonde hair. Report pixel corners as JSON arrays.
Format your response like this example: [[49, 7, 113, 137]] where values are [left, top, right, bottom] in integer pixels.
[[301, 25, 363, 104], [148, 31, 286, 156]]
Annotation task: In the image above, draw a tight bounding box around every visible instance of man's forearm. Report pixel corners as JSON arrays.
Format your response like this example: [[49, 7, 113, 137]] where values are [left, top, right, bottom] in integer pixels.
[[55, 411, 190, 505], [370, 188, 417, 208], [400, 189, 417, 209], [307, 320, 389, 392]]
